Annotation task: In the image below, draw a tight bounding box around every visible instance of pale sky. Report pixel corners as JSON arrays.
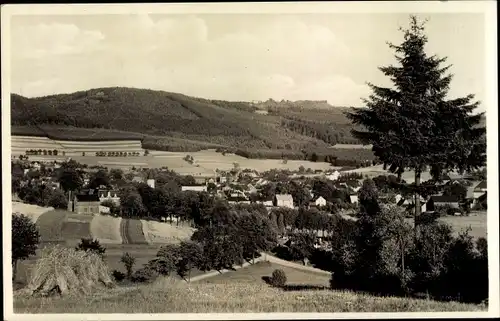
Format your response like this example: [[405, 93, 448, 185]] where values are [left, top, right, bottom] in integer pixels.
[[9, 13, 486, 109]]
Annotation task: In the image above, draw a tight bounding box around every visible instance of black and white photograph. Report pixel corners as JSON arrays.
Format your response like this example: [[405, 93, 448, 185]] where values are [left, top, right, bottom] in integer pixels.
[[2, 2, 498, 319]]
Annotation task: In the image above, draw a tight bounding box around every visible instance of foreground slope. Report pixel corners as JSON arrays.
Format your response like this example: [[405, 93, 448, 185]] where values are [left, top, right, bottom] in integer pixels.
[[14, 278, 484, 313]]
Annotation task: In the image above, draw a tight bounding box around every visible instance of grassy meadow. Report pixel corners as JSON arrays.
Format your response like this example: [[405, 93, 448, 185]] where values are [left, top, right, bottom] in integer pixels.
[[14, 261, 485, 313]]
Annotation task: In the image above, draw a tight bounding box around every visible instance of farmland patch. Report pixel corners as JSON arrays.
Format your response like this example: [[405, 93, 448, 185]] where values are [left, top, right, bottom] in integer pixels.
[[141, 219, 195, 244], [35, 210, 68, 243], [90, 215, 123, 244]]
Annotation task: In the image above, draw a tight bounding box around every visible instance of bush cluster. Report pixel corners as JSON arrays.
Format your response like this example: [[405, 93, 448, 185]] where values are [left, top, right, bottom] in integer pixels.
[[270, 269, 287, 288], [277, 190, 489, 304]]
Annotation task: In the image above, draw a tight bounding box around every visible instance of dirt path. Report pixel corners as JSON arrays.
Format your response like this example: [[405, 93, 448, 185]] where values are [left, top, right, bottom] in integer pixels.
[[188, 256, 266, 283]]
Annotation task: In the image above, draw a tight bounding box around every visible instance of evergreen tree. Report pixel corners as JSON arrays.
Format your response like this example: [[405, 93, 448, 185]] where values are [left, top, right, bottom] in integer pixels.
[[346, 16, 486, 232]]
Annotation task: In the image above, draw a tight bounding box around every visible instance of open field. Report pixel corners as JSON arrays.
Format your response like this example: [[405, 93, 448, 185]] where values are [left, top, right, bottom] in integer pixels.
[[345, 164, 434, 183], [141, 219, 195, 244], [403, 212, 487, 239], [201, 261, 331, 287], [14, 274, 484, 313], [11, 202, 53, 223], [14, 202, 194, 246], [151, 149, 339, 172], [90, 215, 123, 244], [439, 213, 488, 239], [35, 210, 68, 243], [12, 131, 339, 172], [17, 148, 339, 173], [61, 213, 93, 243]]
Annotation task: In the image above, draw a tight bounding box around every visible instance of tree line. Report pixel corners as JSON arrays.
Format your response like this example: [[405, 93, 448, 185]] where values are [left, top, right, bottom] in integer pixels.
[[94, 151, 142, 157], [25, 149, 60, 156]]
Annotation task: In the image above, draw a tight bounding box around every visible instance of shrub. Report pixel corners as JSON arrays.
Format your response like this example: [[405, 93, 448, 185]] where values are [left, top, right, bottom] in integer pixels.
[[120, 252, 136, 278], [12, 213, 40, 281], [75, 238, 106, 257], [112, 270, 126, 282], [25, 245, 113, 296], [131, 266, 158, 283], [270, 269, 287, 288]]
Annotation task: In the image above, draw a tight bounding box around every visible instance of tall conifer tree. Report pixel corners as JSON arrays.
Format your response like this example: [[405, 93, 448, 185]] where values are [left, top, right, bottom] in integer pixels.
[[346, 16, 486, 231]]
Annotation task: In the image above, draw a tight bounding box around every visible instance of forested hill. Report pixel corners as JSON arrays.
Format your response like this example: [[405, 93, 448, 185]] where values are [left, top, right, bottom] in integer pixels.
[[10, 87, 361, 151]]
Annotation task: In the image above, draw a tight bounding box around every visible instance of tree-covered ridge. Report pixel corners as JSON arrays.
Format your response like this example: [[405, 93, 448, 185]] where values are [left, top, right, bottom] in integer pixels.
[[11, 88, 356, 151]]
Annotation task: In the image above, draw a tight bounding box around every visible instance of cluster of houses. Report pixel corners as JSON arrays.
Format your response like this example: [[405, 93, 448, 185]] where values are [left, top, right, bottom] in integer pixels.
[[14, 157, 487, 218], [181, 169, 360, 211]]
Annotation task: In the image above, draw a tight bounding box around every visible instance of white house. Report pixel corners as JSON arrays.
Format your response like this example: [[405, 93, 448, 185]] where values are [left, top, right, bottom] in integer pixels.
[[326, 171, 341, 181], [274, 194, 294, 208], [147, 179, 155, 189], [349, 194, 359, 204], [181, 185, 208, 192], [315, 196, 327, 207]]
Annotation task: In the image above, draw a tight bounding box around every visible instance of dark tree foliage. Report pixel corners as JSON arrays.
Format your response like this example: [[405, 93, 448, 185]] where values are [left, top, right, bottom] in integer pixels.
[[175, 241, 204, 281], [12, 213, 40, 281], [47, 188, 68, 209], [75, 238, 106, 257], [57, 160, 84, 192], [345, 16, 486, 225], [286, 231, 317, 265], [442, 182, 468, 200], [358, 178, 381, 216], [88, 169, 111, 189], [148, 244, 182, 276]]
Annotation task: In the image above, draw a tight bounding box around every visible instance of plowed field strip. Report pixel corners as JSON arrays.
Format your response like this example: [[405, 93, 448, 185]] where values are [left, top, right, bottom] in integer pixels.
[[125, 219, 148, 244]]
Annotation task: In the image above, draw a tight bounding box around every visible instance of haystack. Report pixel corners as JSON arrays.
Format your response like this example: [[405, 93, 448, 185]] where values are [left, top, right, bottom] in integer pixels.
[[25, 245, 114, 296]]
